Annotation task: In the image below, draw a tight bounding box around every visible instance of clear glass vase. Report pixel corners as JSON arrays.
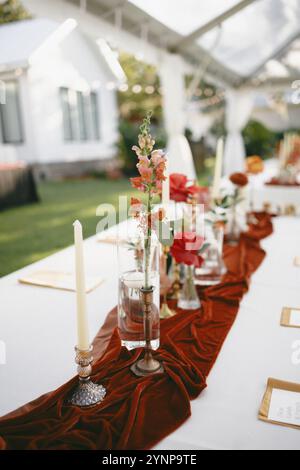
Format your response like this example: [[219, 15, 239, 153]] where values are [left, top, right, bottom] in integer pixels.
[[195, 223, 227, 286], [178, 264, 201, 310], [227, 205, 241, 245], [118, 233, 160, 350]]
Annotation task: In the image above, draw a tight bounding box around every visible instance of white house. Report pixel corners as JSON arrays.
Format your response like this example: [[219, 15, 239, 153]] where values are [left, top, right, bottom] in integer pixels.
[[0, 17, 125, 179]]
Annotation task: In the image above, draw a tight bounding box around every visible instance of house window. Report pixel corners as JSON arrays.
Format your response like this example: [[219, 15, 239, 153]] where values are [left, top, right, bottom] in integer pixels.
[[0, 81, 24, 144], [59, 87, 100, 142]]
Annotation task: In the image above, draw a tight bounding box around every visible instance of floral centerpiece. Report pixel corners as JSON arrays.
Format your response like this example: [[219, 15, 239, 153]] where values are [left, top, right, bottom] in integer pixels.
[[227, 172, 249, 244], [129, 113, 167, 376], [246, 156, 264, 216], [170, 232, 206, 310]]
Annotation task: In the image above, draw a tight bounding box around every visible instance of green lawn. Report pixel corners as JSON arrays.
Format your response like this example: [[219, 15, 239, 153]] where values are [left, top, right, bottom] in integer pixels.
[[0, 179, 136, 277]]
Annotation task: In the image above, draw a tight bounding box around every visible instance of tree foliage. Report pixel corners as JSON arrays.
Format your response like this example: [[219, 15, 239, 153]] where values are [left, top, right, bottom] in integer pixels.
[[118, 52, 163, 124], [242, 120, 281, 158], [0, 0, 31, 25], [117, 53, 166, 174]]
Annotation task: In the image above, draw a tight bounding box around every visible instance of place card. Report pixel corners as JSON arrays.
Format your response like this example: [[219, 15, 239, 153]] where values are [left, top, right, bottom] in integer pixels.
[[97, 234, 126, 245], [269, 389, 300, 427], [19, 270, 104, 293], [294, 257, 300, 267], [259, 378, 300, 430], [281, 307, 300, 329]]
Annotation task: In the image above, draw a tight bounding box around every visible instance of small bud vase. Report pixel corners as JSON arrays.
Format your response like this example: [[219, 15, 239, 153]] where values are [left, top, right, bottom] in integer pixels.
[[178, 264, 201, 310]]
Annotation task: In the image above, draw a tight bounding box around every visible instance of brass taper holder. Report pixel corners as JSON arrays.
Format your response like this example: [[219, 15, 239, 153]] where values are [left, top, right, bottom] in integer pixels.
[[131, 287, 164, 377]]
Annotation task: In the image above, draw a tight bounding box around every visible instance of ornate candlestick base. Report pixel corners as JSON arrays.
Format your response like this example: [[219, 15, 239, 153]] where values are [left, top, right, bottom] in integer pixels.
[[69, 345, 106, 407], [131, 287, 164, 377]]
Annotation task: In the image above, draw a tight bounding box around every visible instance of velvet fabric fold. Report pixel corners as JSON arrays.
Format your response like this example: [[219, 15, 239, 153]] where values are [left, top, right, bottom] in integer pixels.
[[0, 213, 273, 450]]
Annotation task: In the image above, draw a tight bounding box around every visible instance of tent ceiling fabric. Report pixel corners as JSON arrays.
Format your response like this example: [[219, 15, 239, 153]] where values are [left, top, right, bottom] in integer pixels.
[[198, 0, 300, 77], [57, 0, 300, 90], [85, 0, 300, 88], [129, 0, 242, 36]]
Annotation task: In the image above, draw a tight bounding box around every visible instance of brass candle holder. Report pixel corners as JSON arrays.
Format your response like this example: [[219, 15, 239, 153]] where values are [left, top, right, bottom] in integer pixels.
[[160, 245, 175, 319], [69, 345, 106, 407], [131, 287, 164, 377]]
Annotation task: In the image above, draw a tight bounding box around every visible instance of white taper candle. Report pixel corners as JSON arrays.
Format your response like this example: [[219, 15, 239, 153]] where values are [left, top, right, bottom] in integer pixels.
[[162, 157, 170, 209], [212, 137, 224, 199], [73, 220, 89, 351]]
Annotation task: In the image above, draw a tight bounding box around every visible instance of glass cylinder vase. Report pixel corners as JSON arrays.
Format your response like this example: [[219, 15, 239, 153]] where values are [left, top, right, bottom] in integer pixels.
[[227, 204, 241, 246], [178, 264, 201, 310], [195, 223, 226, 286], [118, 233, 160, 351]]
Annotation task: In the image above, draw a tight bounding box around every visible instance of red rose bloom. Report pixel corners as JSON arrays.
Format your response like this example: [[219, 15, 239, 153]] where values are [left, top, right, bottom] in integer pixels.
[[170, 232, 205, 267], [170, 173, 189, 202], [229, 172, 249, 187], [170, 173, 206, 203]]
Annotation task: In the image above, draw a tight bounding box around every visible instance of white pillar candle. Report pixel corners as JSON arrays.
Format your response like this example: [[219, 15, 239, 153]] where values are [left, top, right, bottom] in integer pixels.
[[279, 140, 286, 170], [212, 137, 224, 199], [73, 220, 89, 351], [284, 133, 290, 165], [162, 157, 170, 209]]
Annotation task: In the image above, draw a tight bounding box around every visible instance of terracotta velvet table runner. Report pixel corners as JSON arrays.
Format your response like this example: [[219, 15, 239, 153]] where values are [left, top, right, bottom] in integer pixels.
[[0, 213, 273, 450]]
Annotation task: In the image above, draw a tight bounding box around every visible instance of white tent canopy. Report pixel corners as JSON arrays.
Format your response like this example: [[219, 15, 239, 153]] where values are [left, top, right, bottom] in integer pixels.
[[22, 0, 300, 175]]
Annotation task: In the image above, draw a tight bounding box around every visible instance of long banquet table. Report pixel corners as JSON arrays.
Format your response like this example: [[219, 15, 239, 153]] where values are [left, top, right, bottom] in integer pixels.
[[0, 216, 300, 450]]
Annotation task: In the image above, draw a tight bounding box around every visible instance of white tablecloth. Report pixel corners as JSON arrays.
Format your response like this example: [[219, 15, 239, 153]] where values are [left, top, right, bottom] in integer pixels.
[[1, 217, 300, 450], [253, 185, 300, 214]]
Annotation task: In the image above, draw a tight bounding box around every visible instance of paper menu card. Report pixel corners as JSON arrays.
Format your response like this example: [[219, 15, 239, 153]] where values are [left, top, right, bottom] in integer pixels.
[[294, 257, 300, 267], [19, 270, 104, 293], [281, 307, 300, 329], [268, 389, 300, 427], [290, 310, 300, 327], [259, 378, 300, 430]]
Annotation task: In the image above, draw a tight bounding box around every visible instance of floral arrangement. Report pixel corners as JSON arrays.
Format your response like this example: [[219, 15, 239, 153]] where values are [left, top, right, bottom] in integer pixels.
[[129, 113, 167, 289], [228, 172, 249, 209]]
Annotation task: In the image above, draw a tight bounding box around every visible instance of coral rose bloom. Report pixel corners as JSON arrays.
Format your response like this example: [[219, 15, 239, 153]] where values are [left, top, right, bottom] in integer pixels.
[[230, 172, 249, 187], [246, 156, 264, 175], [170, 232, 204, 267]]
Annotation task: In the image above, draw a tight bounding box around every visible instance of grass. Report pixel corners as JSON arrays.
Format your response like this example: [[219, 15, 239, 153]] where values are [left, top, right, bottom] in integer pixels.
[[0, 178, 136, 277], [0, 167, 212, 278]]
